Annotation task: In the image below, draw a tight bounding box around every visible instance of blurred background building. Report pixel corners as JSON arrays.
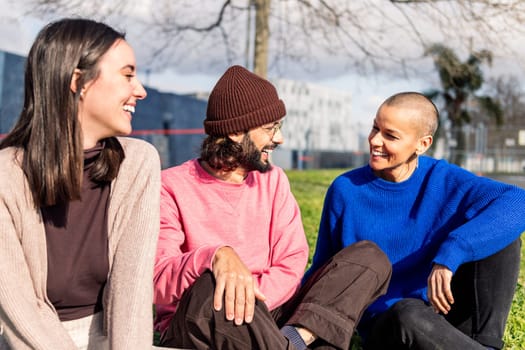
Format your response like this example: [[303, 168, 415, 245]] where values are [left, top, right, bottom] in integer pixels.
[[1, 48, 524, 172]]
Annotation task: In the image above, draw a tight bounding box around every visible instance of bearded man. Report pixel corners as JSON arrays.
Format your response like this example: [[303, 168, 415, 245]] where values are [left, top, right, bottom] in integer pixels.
[[154, 65, 391, 350]]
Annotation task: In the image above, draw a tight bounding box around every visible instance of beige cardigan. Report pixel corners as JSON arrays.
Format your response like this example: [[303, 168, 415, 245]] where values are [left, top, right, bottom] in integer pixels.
[[0, 137, 161, 349]]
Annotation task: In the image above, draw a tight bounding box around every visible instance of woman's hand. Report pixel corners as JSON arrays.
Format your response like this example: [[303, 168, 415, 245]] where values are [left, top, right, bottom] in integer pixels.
[[427, 263, 454, 314], [212, 246, 266, 325]]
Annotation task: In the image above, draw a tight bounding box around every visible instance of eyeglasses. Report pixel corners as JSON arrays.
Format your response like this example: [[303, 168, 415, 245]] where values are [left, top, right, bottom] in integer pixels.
[[261, 121, 283, 138]]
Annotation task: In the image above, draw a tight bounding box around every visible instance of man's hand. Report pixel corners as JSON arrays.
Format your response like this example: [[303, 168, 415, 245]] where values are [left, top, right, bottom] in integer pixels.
[[427, 263, 454, 314], [212, 246, 266, 325]]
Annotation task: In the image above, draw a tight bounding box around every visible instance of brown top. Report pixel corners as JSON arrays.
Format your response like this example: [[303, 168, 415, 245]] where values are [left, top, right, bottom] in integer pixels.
[[42, 144, 110, 321]]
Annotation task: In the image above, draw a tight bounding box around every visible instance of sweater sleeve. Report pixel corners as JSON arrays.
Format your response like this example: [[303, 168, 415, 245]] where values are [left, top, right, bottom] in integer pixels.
[[0, 151, 77, 349], [0, 212, 78, 349], [433, 175, 525, 273], [254, 169, 309, 310], [105, 139, 161, 350], [153, 178, 222, 305], [154, 166, 309, 311]]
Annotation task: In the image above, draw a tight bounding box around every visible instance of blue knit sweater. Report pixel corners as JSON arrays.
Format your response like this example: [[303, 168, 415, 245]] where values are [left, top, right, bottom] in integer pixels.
[[307, 156, 525, 326]]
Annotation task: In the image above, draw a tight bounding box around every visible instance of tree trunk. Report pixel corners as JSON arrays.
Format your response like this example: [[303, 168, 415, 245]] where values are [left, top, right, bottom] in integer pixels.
[[253, 0, 270, 78], [450, 122, 467, 166]]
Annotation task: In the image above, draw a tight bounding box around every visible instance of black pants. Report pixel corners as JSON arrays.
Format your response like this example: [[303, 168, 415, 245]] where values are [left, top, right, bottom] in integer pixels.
[[160, 240, 392, 350], [364, 238, 522, 350]]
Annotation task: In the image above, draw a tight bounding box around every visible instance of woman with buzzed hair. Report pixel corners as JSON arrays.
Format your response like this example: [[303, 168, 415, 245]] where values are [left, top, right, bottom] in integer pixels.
[[307, 91, 524, 349]]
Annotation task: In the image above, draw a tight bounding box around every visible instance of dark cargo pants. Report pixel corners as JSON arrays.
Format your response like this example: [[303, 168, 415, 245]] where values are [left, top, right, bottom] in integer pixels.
[[160, 240, 392, 350]]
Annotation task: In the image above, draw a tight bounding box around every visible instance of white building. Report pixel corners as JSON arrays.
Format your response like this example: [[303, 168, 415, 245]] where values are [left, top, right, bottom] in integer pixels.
[[273, 79, 358, 153]]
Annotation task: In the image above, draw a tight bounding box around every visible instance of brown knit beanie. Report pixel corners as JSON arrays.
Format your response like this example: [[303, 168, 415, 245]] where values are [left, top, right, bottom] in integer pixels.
[[204, 65, 286, 135]]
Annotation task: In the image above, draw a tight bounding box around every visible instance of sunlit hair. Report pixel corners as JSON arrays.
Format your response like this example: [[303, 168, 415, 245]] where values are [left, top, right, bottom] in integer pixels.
[[0, 18, 126, 208], [200, 133, 272, 173], [382, 91, 439, 136]]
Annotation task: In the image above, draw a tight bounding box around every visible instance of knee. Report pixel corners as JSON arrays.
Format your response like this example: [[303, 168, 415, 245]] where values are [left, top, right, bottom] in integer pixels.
[[186, 270, 215, 307], [193, 270, 215, 289], [367, 298, 440, 349], [390, 299, 421, 325], [389, 299, 434, 332], [344, 240, 392, 283]]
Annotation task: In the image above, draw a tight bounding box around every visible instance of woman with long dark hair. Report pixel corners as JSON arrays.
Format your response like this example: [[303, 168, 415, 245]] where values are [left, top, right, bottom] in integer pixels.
[[0, 18, 160, 349]]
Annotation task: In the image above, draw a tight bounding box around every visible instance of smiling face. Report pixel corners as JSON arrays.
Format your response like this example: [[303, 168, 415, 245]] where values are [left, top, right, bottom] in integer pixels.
[[229, 119, 284, 174], [368, 104, 432, 182], [77, 39, 146, 148], [251, 120, 284, 166]]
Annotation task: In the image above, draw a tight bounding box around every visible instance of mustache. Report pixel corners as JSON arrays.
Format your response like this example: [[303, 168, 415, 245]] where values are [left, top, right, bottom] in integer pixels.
[[263, 143, 278, 151]]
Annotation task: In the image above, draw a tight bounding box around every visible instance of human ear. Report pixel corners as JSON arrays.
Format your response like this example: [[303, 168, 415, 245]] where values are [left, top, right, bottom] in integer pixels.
[[70, 68, 82, 94], [228, 132, 245, 143], [416, 135, 433, 155]]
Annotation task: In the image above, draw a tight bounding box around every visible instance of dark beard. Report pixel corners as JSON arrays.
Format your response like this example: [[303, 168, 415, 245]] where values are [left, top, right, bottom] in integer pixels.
[[239, 134, 273, 173]]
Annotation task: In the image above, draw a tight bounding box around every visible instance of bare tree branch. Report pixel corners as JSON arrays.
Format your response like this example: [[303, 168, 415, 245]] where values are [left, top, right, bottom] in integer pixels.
[[21, 0, 525, 80], [162, 0, 232, 32]]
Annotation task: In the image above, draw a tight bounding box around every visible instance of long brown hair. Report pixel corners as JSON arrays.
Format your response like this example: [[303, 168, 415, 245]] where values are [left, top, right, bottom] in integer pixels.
[[200, 135, 244, 172], [200, 132, 271, 172], [0, 18, 126, 208]]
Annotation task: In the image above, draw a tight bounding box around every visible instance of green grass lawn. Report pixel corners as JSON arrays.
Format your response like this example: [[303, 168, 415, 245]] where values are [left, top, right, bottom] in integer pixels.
[[286, 168, 525, 350]]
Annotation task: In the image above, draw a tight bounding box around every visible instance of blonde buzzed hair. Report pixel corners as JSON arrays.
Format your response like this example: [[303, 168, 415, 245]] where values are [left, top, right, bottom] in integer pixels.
[[381, 92, 439, 136]]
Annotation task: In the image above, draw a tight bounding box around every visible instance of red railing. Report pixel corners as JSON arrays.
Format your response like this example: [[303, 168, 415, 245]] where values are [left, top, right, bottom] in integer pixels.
[[0, 128, 205, 139], [130, 128, 205, 136]]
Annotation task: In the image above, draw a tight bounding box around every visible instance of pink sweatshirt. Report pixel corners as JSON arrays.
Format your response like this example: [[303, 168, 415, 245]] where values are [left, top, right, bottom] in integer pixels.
[[154, 159, 309, 333]]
